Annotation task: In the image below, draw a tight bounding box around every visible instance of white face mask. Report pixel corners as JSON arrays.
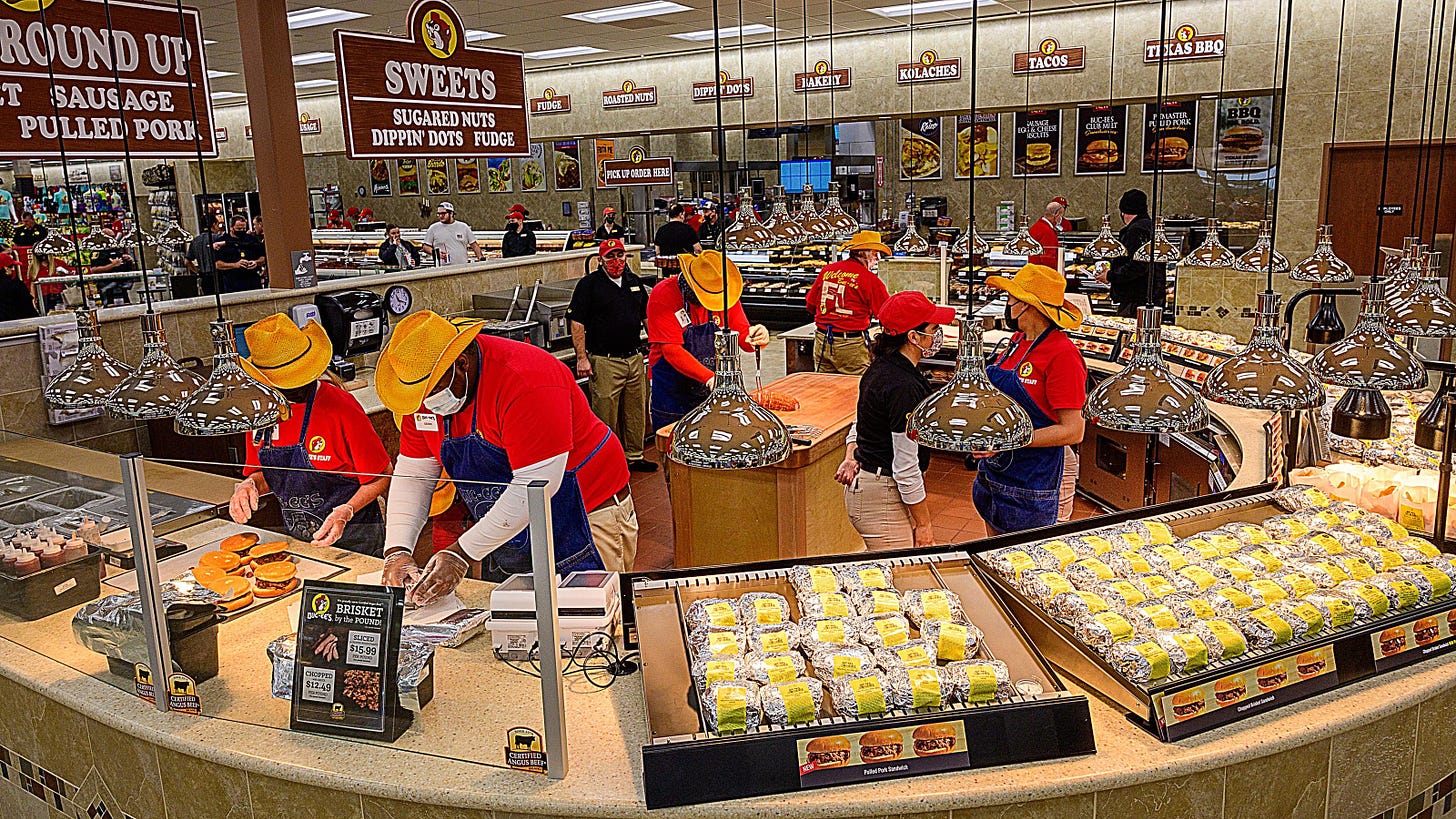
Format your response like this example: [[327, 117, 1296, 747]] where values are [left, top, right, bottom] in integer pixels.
[[422, 368, 468, 416]]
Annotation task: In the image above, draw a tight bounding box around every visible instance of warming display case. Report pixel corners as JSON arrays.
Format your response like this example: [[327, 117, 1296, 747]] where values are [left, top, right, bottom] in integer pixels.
[[310, 228, 579, 274]]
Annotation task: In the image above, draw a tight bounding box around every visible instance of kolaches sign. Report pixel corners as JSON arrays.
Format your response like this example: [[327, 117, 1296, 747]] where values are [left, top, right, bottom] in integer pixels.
[[0, 0, 216, 159], [335, 0, 529, 159], [897, 50, 961, 84]]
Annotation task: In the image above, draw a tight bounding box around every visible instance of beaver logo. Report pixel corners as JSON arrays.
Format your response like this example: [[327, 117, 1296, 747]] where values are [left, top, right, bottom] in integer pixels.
[[1018, 362, 1035, 378], [421, 8, 459, 59], [308, 435, 327, 454]]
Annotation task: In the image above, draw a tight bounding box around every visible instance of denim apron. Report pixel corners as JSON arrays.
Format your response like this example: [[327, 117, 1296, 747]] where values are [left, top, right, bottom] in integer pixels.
[[256, 387, 385, 556], [439, 353, 607, 581], [972, 329, 1065, 533], [650, 277, 718, 433]]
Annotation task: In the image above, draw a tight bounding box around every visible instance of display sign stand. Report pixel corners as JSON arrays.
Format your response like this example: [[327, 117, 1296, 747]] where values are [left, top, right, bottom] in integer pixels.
[[121, 453, 173, 713], [525, 479, 569, 780]]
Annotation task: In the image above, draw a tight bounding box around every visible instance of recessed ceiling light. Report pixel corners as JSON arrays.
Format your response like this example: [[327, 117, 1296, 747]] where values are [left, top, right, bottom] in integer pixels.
[[465, 29, 505, 41], [203, 39, 217, 45], [669, 24, 775, 41], [564, 1, 691, 24], [286, 6, 368, 29], [292, 51, 334, 66], [295, 78, 338, 89], [523, 46, 607, 59], [211, 91, 246, 101], [868, 0, 995, 17], [207, 70, 235, 78]]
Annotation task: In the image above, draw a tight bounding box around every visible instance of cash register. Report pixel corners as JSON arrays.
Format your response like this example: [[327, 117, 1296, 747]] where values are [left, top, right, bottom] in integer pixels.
[[313, 290, 387, 380]]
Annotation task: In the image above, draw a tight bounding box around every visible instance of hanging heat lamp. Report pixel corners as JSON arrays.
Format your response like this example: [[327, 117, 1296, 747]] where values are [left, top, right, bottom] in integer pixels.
[[1306, 293, 1347, 345], [32, 233, 75, 257], [819, 183, 858, 240], [723, 188, 775, 251], [906, 318, 1033, 451], [668, 329, 791, 468], [1085, 306, 1208, 432], [42, 308, 134, 409], [1203, 292, 1324, 410], [1387, 250, 1456, 337], [1291, 225, 1355, 282], [1181, 218, 1236, 268], [1309, 281, 1427, 438], [761, 187, 807, 246], [894, 221, 931, 256], [1082, 214, 1127, 260], [951, 220, 992, 257], [1132, 215, 1181, 263], [793, 185, 837, 243], [174, 319, 286, 435], [106, 313, 206, 419], [1416, 371, 1455, 451], [1003, 215, 1043, 257], [1233, 220, 1290, 274]]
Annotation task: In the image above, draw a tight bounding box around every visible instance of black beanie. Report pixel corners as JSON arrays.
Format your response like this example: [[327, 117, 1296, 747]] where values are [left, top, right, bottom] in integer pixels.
[[1119, 189, 1149, 217]]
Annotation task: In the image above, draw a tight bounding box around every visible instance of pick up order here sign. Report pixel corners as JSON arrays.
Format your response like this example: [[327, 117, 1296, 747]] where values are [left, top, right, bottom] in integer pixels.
[[0, 0, 216, 159], [334, 0, 529, 159]]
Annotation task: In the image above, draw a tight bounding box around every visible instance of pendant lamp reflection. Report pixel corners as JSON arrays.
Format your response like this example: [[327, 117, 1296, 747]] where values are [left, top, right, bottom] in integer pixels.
[[1180, 218, 1236, 268], [32, 232, 75, 257], [1232, 220, 1290, 274], [761, 190, 807, 246], [1083, 306, 1208, 433], [723, 189, 774, 252], [1290, 225, 1355, 283], [105, 312, 205, 419], [173, 319, 286, 436], [793, 186, 837, 243], [1004, 215, 1043, 257], [951, 220, 992, 257], [1415, 371, 1455, 451], [1082, 214, 1127, 261], [1202, 291, 1324, 411], [1306, 292, 1347, 345], [150, 221, 194, 248], [1133, 216, 1181, 263], [42, 309, 134, 409], [1387, 251, 1456, 337], [78, 230, 112, 253], [893, 223, 931, 256], [1308, 279, 1426, 391], [905, 318, 1033, 452], [1385, 245, 1426, 304], [667, 329, 791, 469], [820, 184, 859, 240]]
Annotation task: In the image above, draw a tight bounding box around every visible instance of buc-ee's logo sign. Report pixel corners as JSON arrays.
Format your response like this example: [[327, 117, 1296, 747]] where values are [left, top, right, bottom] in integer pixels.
[[420, 6, 459, 59]]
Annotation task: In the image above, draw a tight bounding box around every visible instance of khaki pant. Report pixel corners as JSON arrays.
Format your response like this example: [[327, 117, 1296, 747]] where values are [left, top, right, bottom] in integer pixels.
[[588, 353, 648, 461], [1059, 446, 1080, 523], [813, 331, 871, 375], [845, 471, 914, 551], [588, 493, 639, 573]]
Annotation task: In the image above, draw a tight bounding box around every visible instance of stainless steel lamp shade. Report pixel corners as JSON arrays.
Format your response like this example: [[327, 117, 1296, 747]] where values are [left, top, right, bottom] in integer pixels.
[[105, 313, 206, 419], [793, 186, 838, 243], [1081, 214, 1126, 261], [1083, 306, 1208, 433], [1290, 225, 1355, 283], [723, 189, 775, 252], [1003, 216, 1043, 257], [761, 192, 807, 246], [42, 309, 133, 409], [893, 224, 931, 256], [1133, 216, 1182, 263], [1386, 251, 1456, 338], [173, 319, 286, 436], [1309, 280, 1426, 391], [952, 220, 992, 257], [1202, 291, 1324, 411], [820, 184, 859, 240], [668, 329, 792, 469], [1232, 220, 1290, 274], [906, 318, 1033, 452], [1180, 218, 1236, 268]]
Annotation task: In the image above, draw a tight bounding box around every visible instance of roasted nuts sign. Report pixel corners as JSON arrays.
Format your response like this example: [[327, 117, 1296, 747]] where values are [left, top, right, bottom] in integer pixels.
[[334, 0, 529, 159], [602, 80, 657, 109], [1014, 38, 1085, 74], [529, 87, 570, 115], [601, 146, 673, 186], [0, 0, 216, 159], [794, 61, 851, 93], [691, 71, 754, 101], [1145, 24, 1226, 63], [898, 50, 961, 84]]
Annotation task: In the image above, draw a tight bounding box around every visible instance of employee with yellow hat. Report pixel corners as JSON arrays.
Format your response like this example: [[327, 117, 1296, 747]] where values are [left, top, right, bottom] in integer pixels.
[[230, 314, 392, 555], [646, 250, 771, 434], [806, 230, 893, 375], [972, 264, 1089, 532], [374, 311, 635, 605]]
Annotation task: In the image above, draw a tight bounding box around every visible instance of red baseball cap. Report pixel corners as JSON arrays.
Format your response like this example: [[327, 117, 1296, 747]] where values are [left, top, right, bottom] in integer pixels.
[[0, 253, 16, 267], [879, 291, 955, 335], [1052, 196, 1068, 207], [603, 206, 616, 215], [599, 238, 625, 256]]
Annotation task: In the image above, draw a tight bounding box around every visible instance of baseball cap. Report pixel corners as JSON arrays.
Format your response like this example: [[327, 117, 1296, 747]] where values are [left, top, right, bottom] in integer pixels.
[[879, 291, 956, 335], [603, 206, 616, 215], [0, 253, 16, 267], [1052, 196, 1068, 207], [438, 202, 455, 212], [599, 238, 625, 256]]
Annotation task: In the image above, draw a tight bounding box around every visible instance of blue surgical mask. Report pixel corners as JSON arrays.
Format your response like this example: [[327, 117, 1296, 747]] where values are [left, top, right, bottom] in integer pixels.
[[422, 368, 468, 416]]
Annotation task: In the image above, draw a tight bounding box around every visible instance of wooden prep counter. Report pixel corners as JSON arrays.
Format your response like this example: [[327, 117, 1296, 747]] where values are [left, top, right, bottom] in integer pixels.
[[654, 372, 862, 567]]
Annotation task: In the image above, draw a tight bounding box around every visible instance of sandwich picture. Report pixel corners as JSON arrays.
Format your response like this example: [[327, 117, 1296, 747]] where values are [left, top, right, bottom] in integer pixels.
[[1146, 136, 1190, 167], [1414, 616, 1440, 645], [253, 561, 299, 598], [1255, 661, 1287, 692], [1079, 139, 1120, 171], [1379, 627, 1407, 656], [1213, 676, 1246, 706], [1448, 609, 1456, 631], [1026, 142, 1052, 167], [804, 735, 852, 768], [912, 723, 958, 756], [1169, 688, 1205, 721], [1296, 650, 1327, 678], [857, 729, 904, 763], [248, 541, 292, 567], [1219, 125, 1264, 155]]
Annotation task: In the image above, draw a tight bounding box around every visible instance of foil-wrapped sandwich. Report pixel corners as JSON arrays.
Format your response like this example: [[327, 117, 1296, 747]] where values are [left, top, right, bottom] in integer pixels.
[[1273, 485, 1334, 511], [268, 633, 435, 712], [1334, 556, 1377, 582], [1169, 564, 1222, 594], [789, 564, 842, 597], [745, 623, 798, 655], [1048, 590, 1111, 621], [797, 616, 858, 653], [945, 659, 1012, 702], [1188, 618, 1248, 660], [1298, 531, 1353, 556], [1262, 515, 1312, 541], [1167, 594, 1236, 622], [1177, 537, 1222, 561], [857, 612, 914, 649], [1355, 545, 1407, 572], [1064, 533, 1115, 558], [1392, 564, 1453, 604], [1016, 570, 1075, 605], [805, 644, 876, 682], [1367, 573, 1424, 611], [984, 547, 1039, 580], [1024, 539, 1077, 571], [903, 666, 955, 709], [1293, 560, 1352, 589], [873, 641, 937, 671], [1290, 507, 1346, 532], [1305, 592, 1358, 630], [684, 597, 740, 631], [1232, 606, 1296, 649], [798, 590, 854, 621], [1268, 598, 1326, 639], [1353, 516, 1408, 544], [1104, 550, 1155, 577], [1132, 574, 1179, 600], [703, 679, 762, 734], [1152, 629, 1210, 674], [1270, 570, 1319, 599], [902, 588, 967, 627], [1337, 526, 1380, 551], [1120, 601, 1182, 633], [1219, 523, 1272, 546], [1092, 579, 1149, 608], [1092, 526, 1149, 551], [758, 677, 824, 726], [1063, 557, 1117, 590], [834, 561, 895, 594], [1210, 583, 1262, 611], [1398, 536, 1442, 559], [920, 619, 983, 662], [744, 651, 808, 685], [739, 592, 792, 627], [691, 653, 747, 691], [1073, 610, 1137, 654], [1231, 547, 1284, 575], [1328, 501, 1369, 522], [688, 625, 746, 660], [1334, 580, 1392, 619], [851, 587, 904, 617], [1262, 539, 1313, 563], [1141, 544, 1189, 573], [1107, 639, 1172, 683], [1207, 556, 1256, 583], [1137, 520, 1179, 546], [828, 670, 910, 716]]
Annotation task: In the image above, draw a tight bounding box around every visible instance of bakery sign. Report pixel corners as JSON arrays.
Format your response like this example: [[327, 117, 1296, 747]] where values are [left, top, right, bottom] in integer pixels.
[[1145, 24, 1226, 62], [898, 50, 961, 84], [602, 80, 657, 109], [600, 146, 673, 186], [691, 71, 754, 102], [1013, 38, 1086, 74], [793, 60, 851, 93], [0, 0, 216, 159], [529, 87, 570, 114], [334, 0, 530, 159]]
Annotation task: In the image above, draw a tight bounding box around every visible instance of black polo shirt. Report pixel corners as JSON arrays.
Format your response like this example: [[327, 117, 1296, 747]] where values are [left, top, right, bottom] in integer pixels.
[[12, 224, 46, 247], [654, 220, 699, 256], [568, 264, 650, 356], [215, 231, 263, 264], [854, 350, 932, 473]]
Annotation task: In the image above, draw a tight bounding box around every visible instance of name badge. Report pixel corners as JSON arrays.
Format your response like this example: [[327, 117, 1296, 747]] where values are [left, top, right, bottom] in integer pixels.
[[675, 308, 690, 328], [413, 413, 439, 432]]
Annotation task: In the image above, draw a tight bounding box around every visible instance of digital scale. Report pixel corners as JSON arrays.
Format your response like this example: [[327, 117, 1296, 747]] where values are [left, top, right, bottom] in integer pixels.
[[487, 571, 621, 660]]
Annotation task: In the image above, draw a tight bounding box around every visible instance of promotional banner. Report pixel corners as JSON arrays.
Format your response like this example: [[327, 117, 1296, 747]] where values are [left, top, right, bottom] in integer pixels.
[[1075, 105, 1127, 175], [595, 139, 615, 189], [334, 0, 529, 159], [455, 158, 480, 193], [1142, 99, 1198, 173], [369, 160, 392, 196], [0, 0, 216, 159], [955, 114, 999, 179], [553, 140, 582, 190], [425, 158, 451, 194], [1012, 110, 1062, 177], [1215, 96, 1273, 171], [900, 117, 942, 181], [486, 157, 512, 192], [397, 159, 420, 195], [520, 143, 546, 191]]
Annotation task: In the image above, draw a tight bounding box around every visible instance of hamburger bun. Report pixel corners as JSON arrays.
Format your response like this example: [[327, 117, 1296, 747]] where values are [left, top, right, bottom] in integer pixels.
[[804, 735, 852, 768], [1219, 125, 1264, 154], [1147, 136, 1190, 164], [912, 723, 958, 756], [212, 575, 254, 612], [1026, 142, 1052, 167], [192, 564, 230, 591], [220, 533, 259, 555], [1255, 661, 1287, 692], [1296, 650, 1327, 677], [248, 541, 292, 567], [1169, 688, 1205, 721], [1414, 616, 1440, 645], [253, 561, 299, 598], [1379, 627, 1406, 656], [1080, 139, 1119, 169], [1213, 676, 1246, 705], [858, 729, 904, 763], [197, 550, 243, 575]]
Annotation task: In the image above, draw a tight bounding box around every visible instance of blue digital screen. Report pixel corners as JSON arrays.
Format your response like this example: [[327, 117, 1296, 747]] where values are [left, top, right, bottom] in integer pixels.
[[780, 159, 831, 193]]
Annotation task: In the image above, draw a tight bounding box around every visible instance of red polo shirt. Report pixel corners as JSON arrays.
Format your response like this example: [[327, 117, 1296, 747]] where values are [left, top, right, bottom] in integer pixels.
[[807, 258, 890, 332], [646, 276, 752, 384], [994, 328, 1088, 420], [244, 381, 390, 480], [1027, 217, 1062, 268]]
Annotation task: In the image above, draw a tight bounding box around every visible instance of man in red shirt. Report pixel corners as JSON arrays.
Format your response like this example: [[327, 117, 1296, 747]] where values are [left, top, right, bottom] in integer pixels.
[[230, 314, 392, 555], [374, 311, 637, 602], [1026, 197, 1067, 269], [807, 231, 892, 374]]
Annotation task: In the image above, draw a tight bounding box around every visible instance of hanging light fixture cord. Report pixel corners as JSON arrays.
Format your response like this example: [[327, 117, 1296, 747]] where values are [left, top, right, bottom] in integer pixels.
[[1372, 0, 1406, 281], [174, 0, 224, 317], [1021, 0, 1032, 218], [34, 0, 87, 299], [968, 0, 978, 242], [1207, 0, 1232, 220], [1147, 0, 1169, 306], [1320, 0, 1348, 221], [1429, 0, 1456, 236], [1102, 1, 1117, 212], [713, 0, 730, 326], [100, 0, 153, 312], [1413, 0, 1445, 234], [1263, 0, 1296, 293]]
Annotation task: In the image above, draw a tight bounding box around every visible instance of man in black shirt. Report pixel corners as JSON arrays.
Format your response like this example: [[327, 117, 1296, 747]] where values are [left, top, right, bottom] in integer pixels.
[[214, 214, 266, 293], [88, 228, 138, 305], [593, 207, 626, 242], [0, 252, 37, 322], [1097, 188, 1164, 317], [11, 213, 46, 248], [569, 238, 656, 473], [697, 206, 722, 247], [186, 213, 227, 296], [652, 203, 701, 272], [502, 204, 537, 257]]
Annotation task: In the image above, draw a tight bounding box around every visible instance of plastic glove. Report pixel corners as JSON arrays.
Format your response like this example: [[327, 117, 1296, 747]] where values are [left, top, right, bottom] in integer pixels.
[[229, 479, 259, 524], [747, 324, 771, 348], [310, 504, 355, 548], [381, 549, 422, 588], [408, 548, 470, 607]]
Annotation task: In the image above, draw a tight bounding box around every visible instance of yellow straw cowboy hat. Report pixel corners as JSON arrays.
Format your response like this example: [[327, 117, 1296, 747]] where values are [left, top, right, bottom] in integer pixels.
[[840, 230, 892, 256], [677, 250, 744, 313], [239, 314, 333, 390], [985, 263, 1084, 330], [375, 310, 485, 415]]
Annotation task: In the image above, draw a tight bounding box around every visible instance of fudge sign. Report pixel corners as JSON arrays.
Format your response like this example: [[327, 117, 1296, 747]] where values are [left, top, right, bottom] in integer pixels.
[[0, 0, 216, 159], [335, 0, 529, 159]]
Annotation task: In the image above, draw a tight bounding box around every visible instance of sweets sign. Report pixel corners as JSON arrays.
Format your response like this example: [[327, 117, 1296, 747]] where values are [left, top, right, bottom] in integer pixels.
[[0, 0, 216, 159], [334, 0, 529, 159]]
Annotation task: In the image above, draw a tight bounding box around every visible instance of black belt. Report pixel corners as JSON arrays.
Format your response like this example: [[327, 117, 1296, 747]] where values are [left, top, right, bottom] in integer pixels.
[[589, 485, 632, 514], [592, 349, 646, 359], [816, 328, 869, 339], [858, 463, 895, 477]]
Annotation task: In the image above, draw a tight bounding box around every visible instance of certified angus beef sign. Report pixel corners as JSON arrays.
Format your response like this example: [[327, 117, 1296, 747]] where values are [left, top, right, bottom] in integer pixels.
[[335, 0, 528, 159], [0, 0, 215, 159]]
